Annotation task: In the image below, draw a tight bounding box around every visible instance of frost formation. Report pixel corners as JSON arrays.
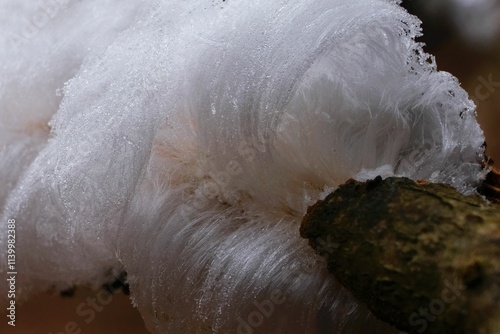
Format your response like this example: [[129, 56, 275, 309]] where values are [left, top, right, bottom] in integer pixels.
[[0, 0, 485, 333]]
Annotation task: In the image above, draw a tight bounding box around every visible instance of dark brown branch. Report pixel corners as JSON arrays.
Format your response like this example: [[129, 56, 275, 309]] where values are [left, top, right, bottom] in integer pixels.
[[300, 176, 500, 334]]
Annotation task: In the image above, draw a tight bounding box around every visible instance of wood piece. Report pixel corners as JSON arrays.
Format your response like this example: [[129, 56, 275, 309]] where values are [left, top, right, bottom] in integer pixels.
[[300, 176, 500, 334]]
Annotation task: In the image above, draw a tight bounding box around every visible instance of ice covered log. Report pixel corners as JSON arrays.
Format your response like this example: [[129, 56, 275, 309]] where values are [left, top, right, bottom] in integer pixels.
[[0, 0, 486, 333]]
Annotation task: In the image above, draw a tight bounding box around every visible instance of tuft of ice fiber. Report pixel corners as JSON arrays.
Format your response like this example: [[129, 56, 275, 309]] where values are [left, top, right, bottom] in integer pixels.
[[0, 0, 485, 333]]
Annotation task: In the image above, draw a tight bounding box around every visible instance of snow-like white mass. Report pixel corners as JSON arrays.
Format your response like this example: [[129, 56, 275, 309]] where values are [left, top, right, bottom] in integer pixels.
[[0, 0, 485, 333]]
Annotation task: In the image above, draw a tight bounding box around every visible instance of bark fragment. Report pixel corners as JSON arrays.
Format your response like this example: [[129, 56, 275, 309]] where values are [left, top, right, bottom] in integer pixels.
[[300, 176, 500, 334]]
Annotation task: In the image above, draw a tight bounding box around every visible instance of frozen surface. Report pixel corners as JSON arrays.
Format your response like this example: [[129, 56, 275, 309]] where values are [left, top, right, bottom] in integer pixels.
[[0, 0, 485, 333]]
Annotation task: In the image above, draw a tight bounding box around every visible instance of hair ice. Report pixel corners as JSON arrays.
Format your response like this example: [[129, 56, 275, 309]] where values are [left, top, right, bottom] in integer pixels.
[[0, 0, 485, 333]]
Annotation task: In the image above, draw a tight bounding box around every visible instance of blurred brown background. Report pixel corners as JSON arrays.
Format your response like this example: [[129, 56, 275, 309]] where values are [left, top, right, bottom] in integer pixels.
[[1, 1, 499, 333], [0, 288, 149, 334]]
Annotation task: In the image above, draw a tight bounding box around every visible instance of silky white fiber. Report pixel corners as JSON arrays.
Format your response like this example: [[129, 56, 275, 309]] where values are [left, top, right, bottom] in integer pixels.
[[0, 0, 485, 333]]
